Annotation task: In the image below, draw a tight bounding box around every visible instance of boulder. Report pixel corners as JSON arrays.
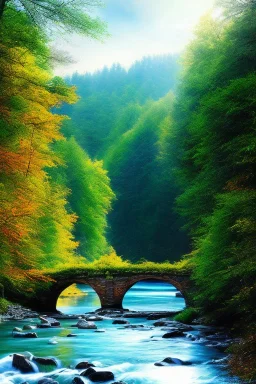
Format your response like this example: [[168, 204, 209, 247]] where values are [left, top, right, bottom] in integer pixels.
[[162, 331, 185, 338], [13, 331, 37, 338], [124, 324, 144, 329], [112, 319, 129, 325], [37, 323, 52, 328], [77, 320, 97, 329], [94, 329, 106, 333], [175, 292, 183, 298], [67, 334, 77, 337], [12, 353, 35, 373], [75, 362, 95, 369], [33, 357, 58, 366], [23, 325, 36, 330], [111, 382, 127, 384], [39, 316, 60, 327], [154, 357, 191, 366], [80, 367, 96, 377], [112, 382, 127, 384], [153, 321, 167, 327], [72, 378, 85, 384], [37, 379, 58, 384], [85, 316, 103, 322], [88, 371, 114, 382], [13, 327, 23, 332]]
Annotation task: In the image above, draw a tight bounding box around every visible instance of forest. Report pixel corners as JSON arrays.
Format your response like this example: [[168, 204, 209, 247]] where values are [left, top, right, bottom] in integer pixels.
[[0, 0, 255, 381]]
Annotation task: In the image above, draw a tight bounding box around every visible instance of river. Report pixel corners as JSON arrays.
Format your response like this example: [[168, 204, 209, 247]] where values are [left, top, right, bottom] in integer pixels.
[[0, 281, 241, 384]]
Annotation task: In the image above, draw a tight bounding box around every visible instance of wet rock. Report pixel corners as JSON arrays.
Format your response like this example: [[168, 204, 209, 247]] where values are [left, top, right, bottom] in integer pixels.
[[3, 305, 38, 320], [77, 320, 97, 329], [124, 324, 144, 329], [154, 320, 193, 331], [123, 312, 146, 318], [76, 362, 95, 369], [37, 323, 52, 328], [111, 382, 127, 384], [12, 353, 35, 373], [72, 378, 85, 384], [175, 292, 183, 298], [80, 367, 96, 377], [67, 333, 77, 337], [85, 316, 103, 322], [39, 316, 60, 327], [96, 309, 126, 317], [33, 357, 58, 366], [112, 319, 129, 325], [13, 331, 37, 338], [94, 329, 106, 333], [23, 325, 36, 330], [186, 333, 198, 341], [146, 312, 179, 320], [13, 327, 23, 332], [88, 371, 114, 382], [54, 314, 81, 320], [154, 357, 189, 366], [38, 379, 58, 384], [162, 331, 185, 338]]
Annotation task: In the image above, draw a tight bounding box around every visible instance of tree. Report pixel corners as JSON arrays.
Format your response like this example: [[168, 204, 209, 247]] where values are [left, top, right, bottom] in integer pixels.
[[0, 0, 106, 38]]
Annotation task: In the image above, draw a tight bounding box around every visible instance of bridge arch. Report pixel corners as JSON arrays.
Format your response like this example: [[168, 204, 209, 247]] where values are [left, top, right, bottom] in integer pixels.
[[113, 275, 189, 310], [122, 277, 186, 311]]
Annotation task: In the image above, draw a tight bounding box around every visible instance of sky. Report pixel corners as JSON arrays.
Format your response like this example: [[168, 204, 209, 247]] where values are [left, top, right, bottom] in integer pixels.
[[54, 0, 216, 76]]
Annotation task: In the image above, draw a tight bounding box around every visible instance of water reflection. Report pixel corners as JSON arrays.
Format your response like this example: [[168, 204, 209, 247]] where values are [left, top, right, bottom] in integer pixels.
[[123, 280, 185, 312], [57, 284, 100, 313], [56, 281, 185, 314]]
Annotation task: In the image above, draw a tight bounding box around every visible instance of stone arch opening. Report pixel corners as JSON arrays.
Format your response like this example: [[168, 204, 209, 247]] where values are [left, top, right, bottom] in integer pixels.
[[122, 277, 186, 312], [56, 282, 101, 314]]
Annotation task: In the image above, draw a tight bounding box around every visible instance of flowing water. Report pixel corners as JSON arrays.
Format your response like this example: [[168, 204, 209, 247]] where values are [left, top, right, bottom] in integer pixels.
[[0, 281, 240, 384]]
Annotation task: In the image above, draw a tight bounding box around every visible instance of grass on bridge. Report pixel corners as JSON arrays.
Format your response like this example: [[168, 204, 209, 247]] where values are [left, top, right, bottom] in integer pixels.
[[47, 253, 192, 280]]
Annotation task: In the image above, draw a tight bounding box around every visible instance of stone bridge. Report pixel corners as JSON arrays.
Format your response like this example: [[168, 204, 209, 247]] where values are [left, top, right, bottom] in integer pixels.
[[26, 270, 192, 312]]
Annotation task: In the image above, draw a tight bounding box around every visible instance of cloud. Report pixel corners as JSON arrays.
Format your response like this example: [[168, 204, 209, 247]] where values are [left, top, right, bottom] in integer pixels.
[[54, 0, 215, 76]]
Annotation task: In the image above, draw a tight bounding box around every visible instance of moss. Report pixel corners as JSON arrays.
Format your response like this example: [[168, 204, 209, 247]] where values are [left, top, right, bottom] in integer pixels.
[[173, 307, 199, 324], [0, 298, 10, 314]]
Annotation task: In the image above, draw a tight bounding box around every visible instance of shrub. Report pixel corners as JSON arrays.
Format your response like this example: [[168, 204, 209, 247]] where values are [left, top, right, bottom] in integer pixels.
[[174, 307, 199, 324]]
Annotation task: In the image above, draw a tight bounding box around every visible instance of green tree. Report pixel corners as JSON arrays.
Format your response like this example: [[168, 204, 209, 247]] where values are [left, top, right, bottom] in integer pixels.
[[0, 0, 106, 38]]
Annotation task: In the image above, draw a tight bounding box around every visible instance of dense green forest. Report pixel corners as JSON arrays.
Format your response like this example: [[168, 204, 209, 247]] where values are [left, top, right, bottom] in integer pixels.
[[0, 0, 255, 380], [61, 56, 189, 262]]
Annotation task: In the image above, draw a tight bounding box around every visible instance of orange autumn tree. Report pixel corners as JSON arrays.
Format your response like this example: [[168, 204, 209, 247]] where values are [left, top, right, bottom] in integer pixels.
[[0, 8, 83, 292]]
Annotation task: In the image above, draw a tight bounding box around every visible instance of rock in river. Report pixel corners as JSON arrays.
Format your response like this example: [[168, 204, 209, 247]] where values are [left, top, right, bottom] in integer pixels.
[[13, 331, 38, 338], [112, 319, 129, 325], [33, 356, 58, 366], [23, 324, 36, 330], [12, 353, 35, 373], [162, 331, 185, 338], [88, 371, 114, 382], [76, 320, 97, 329], [75, 361, 95, 369], [39, 316, 60, 327], [37, 379, 58, 384], [72, 378, 85, 384], [80, 368, 96, 377], [155, 357, 191, 366]]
